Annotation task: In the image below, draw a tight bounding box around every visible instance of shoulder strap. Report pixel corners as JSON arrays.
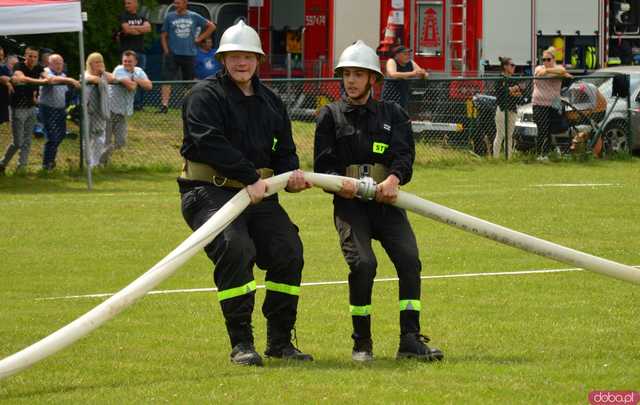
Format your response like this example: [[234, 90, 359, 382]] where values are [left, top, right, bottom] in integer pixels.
[[327, 101, 349, 134]]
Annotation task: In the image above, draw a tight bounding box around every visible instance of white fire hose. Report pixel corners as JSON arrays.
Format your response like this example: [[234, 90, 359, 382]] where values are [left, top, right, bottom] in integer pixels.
[[0, 171, 638, 380]]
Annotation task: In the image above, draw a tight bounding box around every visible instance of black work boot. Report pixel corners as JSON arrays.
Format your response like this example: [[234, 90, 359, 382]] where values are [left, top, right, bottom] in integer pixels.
[[351, 315, 373, 361], [264, 323, 313, 361], [352, 337, 373, 362], [225, 319, 261, 366], [396, 333, 444, 362], [230, 342, 263, 366]]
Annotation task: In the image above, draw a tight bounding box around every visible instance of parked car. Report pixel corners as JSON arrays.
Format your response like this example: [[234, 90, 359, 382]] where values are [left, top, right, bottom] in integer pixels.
[[514, 66, 640, 154]]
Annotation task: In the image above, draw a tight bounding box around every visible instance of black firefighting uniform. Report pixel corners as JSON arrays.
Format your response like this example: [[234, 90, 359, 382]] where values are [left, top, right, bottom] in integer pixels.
[[179, 72, 304, 348], [314, 97, 422, 341]]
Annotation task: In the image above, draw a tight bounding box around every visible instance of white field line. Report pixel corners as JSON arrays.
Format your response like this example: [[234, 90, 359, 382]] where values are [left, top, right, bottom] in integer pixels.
[[532, 183, 621, 188], [36, 267, 591, 301]]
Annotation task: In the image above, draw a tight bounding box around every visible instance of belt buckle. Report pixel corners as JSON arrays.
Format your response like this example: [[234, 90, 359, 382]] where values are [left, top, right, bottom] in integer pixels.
[[213, 176, 227, 187], [359, 164, 372, 179]]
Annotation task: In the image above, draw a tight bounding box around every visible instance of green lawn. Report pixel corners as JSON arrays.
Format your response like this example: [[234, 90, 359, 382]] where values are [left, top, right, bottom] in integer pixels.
[[0, 114, 483, 175], [0, 161, 639, 403]]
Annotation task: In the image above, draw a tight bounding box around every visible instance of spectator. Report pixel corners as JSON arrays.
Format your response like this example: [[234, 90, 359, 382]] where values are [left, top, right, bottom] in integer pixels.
[[104, 50, 152, 163], [158, 0, 216, 113], [34, 48, 53, 139], [533, 47, 572, 157], [381, 45, 428, 110], [119, 0, 151, 110], [84, 52, 114, 168], [194, 36, 222, 79], [39, 48, 53, 68], [39, 54, 80, 171], [6, 55, 19, 73], [493, 56, 521, 159], [0, 46, 49, 175], [0, 46, 13, 132]]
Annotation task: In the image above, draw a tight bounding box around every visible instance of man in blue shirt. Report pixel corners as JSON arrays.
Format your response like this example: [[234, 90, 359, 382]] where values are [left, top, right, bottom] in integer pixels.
[[158, 0, 216, 113], [194, 36, 222, 79]]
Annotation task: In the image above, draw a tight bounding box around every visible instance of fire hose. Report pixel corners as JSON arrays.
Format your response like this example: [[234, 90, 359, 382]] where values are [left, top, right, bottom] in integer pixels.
[[0, 171, 638, 380]]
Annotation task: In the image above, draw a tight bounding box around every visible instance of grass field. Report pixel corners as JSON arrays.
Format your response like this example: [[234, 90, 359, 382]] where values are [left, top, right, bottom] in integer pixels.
[[1, 161, 639, 403], [0, 114, 480, 175]]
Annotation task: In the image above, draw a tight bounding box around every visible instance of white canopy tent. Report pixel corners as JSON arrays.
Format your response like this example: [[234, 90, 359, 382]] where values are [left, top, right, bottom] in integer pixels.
[[0, 0, 92, 188], [0, 0, 82, 35]]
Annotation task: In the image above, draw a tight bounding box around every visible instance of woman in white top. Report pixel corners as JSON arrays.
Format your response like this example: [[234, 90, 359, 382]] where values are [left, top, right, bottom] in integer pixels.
[[532, 47, 572, 156]]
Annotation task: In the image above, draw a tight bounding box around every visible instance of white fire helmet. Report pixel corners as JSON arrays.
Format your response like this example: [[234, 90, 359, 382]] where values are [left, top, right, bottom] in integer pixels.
[[334, 40, 383, 82], [215, 20, 265, 62]]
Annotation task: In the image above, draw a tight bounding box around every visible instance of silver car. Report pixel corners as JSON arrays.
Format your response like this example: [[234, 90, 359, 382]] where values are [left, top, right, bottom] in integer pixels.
[[514, 66, 640, 154]]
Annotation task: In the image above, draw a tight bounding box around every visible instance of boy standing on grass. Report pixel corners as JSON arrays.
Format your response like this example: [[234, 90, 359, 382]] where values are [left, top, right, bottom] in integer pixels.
[[178, 21, 313, 367], [314, 40, 444, 363]]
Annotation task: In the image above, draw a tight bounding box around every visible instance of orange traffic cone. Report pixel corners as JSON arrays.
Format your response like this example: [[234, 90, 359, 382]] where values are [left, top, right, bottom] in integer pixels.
[[378, 10, 401, 54]]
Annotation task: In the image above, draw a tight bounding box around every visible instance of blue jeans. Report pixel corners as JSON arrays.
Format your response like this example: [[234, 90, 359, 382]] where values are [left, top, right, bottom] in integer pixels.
[[41, 105, 67, 168], [134, 53, 147, 109]]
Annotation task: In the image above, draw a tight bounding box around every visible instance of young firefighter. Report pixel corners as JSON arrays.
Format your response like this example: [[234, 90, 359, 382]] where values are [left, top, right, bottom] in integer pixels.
[[314, 40, 444, 362], [179, 20, 313, 367]]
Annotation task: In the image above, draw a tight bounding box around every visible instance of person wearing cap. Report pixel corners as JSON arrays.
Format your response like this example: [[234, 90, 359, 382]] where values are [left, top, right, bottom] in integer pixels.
[[178, 20, 313, 367], [314, 40, 443, 363], [381, 45, 428, 111]]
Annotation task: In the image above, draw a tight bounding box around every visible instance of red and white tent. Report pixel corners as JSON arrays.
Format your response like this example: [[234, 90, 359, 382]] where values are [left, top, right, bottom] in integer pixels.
[[0, 0, 82, 36]]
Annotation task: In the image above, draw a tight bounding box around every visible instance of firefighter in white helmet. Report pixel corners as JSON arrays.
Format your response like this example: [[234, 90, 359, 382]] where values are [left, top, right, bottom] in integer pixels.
[[178, 20, 313, 366], [314, 40, 444, 362]]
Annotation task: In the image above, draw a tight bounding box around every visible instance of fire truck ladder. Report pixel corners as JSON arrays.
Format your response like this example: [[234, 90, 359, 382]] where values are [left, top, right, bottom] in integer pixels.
[[446, 0, 467, 74]]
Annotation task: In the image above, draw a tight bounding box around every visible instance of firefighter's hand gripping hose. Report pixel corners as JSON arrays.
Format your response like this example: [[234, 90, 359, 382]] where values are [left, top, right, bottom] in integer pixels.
[[1, 171, 639, 380]]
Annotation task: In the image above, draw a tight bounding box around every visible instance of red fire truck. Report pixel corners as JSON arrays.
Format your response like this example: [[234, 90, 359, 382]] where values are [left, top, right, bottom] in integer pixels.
[[243, 0, 640, 77]]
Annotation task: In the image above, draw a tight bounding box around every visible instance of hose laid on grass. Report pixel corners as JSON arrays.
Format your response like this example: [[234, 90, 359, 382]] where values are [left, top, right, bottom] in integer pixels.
[[0, 171, 638, 380]]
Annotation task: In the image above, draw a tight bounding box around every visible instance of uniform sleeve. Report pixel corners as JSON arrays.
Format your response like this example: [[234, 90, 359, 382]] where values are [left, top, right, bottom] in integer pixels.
[[270, 100, 300, 174], [386, 103, 415, 184], [313, 105, 342, 175], [181, 85, 260, 185]]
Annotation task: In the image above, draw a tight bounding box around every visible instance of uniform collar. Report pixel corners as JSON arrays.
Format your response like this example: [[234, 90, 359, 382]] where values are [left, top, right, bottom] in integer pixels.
[[340, 95, 377, 113], [220, 72, 265, 101]]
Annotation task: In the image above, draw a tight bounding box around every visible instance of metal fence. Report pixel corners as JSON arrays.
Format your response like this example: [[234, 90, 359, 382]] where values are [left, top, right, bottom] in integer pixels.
[[0, 74, 630, 175]]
